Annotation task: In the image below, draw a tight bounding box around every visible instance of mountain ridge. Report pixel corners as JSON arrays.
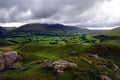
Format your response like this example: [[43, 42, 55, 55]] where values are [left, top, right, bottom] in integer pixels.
[[7, 23, 90, 37], [12, 23, 89, 32]]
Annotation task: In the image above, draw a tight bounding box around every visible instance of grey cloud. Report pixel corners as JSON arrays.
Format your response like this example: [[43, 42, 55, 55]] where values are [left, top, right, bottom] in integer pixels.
[[0, 0, 109, 27]]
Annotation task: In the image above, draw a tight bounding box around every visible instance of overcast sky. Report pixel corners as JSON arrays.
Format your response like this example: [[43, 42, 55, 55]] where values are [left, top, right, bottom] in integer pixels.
[[0, 0, 120, 29]]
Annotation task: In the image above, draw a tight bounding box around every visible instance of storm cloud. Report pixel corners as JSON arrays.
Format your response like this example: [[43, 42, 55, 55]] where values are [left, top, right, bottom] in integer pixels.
[[0, 0, 120, 29]]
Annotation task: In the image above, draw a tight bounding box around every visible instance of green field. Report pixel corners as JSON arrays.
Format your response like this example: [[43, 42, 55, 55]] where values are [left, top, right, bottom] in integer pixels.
[[5, 34, 99, 45]]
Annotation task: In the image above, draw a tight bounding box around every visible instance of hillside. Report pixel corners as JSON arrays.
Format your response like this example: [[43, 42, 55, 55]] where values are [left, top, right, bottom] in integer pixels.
[[101, 27, 120, 36], [9, 23, 90, 37], [0, 23, 107, 37], [0, 43, 120, 80], [0, 27, 7, 38], [13, 23, 89, 32], [0, 25, 120, 80]]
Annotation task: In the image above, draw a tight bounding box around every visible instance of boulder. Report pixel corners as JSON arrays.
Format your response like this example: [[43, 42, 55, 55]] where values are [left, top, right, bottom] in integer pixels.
[[99, 75, 112, 80], [83, 54, 99, 60], [0, 51, 20, 71], [104, 62, 119, 71], [89, 54, 98, 59], [0, 55, 5, 70], [47, 60, 77, 73], [70, 51, 76, 55], [111, 64, 119, 71]]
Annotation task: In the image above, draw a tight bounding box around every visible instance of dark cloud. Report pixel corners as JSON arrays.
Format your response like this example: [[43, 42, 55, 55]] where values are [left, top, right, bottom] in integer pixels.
[[0, 0, 119, 29], [0, 0, 98, 22]]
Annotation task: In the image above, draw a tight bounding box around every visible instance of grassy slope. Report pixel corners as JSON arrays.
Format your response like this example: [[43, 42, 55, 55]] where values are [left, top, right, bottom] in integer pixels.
[[87, 39, 120, 66], [0, 27, 7, 37], [0, 35, 120, 80], [0, 42, 120, 80], [101, 27, 120, 36], [17, 43, 88, 63]]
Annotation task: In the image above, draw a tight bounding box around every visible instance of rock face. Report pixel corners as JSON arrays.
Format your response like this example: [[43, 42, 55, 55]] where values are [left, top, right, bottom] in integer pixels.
[[99, 75, 112, 80], [47, 60, 77, 73], [0, 51, 20, 71]]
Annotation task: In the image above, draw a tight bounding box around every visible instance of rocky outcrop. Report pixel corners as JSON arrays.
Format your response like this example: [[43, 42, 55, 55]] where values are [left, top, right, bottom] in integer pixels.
[[0, 55, 5, 70], [47, 60, 77, 73], [89, 54, 98, 59], [99, 75, 112, 80], [0, 51, 20, 71], [70, 51, 76, 55], [82, 54, 99, 64], [110, 64, 119, 71]]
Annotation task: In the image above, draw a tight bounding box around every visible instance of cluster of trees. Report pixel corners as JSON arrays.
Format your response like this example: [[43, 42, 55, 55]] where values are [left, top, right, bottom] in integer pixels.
[[5, 34, 98, 45]]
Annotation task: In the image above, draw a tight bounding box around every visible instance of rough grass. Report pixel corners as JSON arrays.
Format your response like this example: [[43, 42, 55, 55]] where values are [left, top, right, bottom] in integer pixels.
[[87, 40, 120, 66], [0, 46, 17, 51], [0, 54, 118, 80], [101, 27, 120, 36], [17, 43, 89, 63], [0, 39, 120, 80]]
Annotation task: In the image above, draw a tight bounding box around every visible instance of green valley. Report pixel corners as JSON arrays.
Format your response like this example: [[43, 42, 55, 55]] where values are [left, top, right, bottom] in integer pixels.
[[0, 24, 120, 80]]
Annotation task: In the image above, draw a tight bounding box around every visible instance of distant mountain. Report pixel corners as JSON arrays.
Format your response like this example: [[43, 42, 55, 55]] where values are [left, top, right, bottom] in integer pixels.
[[13, 23, 88, 32], [10, 23, 90, 37], [0, 27, 7, 38], [0, 23, 108, 38]]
